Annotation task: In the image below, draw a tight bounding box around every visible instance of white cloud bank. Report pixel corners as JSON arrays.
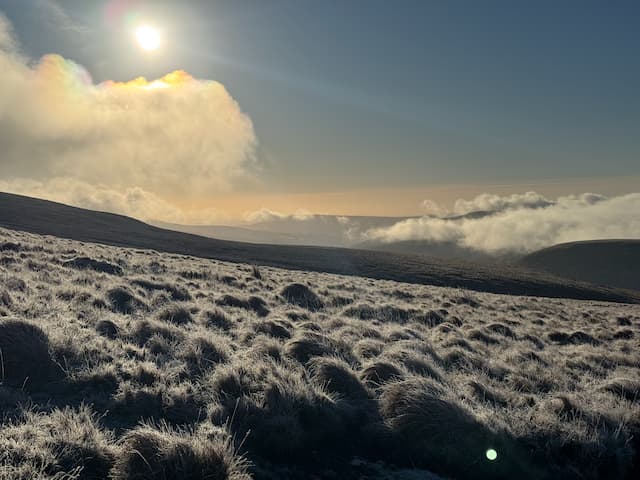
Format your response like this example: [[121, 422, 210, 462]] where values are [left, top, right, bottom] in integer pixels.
[[365, 192, 640, 254], [243, 208, 315, 224], [0, 14, 256, 222], [450, 191, 555, 216]]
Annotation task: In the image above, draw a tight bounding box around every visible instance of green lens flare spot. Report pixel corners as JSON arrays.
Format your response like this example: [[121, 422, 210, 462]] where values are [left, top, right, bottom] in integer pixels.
[[486, 449, 498, 461]]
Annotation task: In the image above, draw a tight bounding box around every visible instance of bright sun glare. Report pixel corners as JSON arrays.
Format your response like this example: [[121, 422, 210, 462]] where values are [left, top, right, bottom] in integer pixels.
[[136, 25, 161, 51]]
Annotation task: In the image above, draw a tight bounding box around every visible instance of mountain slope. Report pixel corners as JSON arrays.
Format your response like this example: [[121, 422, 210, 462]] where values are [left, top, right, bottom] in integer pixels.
[[355, 239, 497, 262], [520, 240, 640, 291], [1, 226, 638, 479], [0, 192, 637, 303]]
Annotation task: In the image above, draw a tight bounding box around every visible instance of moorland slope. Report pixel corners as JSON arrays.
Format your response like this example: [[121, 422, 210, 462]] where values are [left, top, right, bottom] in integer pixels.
[[0, 227, 638, 479]]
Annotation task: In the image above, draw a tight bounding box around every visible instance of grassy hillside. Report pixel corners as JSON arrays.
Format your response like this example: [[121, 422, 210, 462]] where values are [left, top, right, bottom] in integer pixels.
[[356, 238, 497, 262], [1, 192, 637, 304], [521, 240, 640, 291], [0, 227, 639, 479]]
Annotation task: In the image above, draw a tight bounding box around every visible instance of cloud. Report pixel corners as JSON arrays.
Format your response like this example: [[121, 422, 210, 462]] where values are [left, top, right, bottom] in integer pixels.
[[244, 208, 315, 224], [419, 191, 556, 218], [451, 191, 555, 216], [420, 199, 447, 217], [364, 192, 640, 254], [0, 177, 227, 225], [0, 16, 257, 221]]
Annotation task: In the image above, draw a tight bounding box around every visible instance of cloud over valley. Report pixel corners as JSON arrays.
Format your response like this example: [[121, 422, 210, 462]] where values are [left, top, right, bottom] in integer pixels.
[[366, 192, 640, 254]]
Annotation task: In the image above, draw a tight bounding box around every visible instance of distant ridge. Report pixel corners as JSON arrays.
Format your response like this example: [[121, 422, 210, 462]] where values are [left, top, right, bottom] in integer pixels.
[[0, 192, 637, 303], [520, 240, 640, 291]]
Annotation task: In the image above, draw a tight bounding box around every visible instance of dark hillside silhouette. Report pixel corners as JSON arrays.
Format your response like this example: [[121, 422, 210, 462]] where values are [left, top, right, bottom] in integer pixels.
[[521, 240, 640, 291]]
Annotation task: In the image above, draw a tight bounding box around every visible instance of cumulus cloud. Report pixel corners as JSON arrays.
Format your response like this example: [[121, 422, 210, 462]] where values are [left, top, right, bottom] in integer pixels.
[[244, 208, 315, 224], [420, 199, 447, 217], [0, 15, 256, 221], [365, 192, 640, 254]]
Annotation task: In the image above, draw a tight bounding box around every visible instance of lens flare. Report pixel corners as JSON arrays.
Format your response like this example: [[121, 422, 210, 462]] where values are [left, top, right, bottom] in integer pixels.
[[486, 448, 498, 461], [136, 25, 160, 51]]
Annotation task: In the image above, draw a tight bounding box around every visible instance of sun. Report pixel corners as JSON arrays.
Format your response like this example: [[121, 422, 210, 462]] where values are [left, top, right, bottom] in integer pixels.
[[136, 25, 161, 51]]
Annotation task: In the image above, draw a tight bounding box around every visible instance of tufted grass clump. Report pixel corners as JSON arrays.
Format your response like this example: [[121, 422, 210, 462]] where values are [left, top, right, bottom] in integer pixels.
[[0, 319, 57, 389], [281, 283, 324, 311], [111, 422, 250, 480]]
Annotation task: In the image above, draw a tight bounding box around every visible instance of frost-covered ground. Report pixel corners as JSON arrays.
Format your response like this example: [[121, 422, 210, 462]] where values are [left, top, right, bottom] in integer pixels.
[[0, 226, 638, 479]]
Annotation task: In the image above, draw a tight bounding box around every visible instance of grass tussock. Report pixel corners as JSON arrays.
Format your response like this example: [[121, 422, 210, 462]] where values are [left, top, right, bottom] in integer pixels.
[[131, 278, 192, 301], [157, 304, 194, 325], [130, 319, 184, 346], [106, 287, 147, 314], [215, 295, 270, 317], [360, 361, 405, 389], [180, 335, 230, 375], [379, 379, 538, 479], [95, 319, 119, 339], [602, 378, 640, 402], [0, 406, 115, 480], [112, 422, 250, 480], [0, 319, 56, 389], [62, 256, 123, 276], [309, 357, 369, 401], [281, 283, 324, 311], [203, 308, 234, 331], [254, 319, 292, 339]]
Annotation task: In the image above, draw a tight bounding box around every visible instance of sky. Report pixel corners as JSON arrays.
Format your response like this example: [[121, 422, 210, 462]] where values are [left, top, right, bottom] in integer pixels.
[[0, 0, 639, 224]]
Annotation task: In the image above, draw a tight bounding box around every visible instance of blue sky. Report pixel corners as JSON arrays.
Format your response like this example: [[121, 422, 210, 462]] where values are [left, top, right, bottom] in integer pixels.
[[0, 0, 638, 218]]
